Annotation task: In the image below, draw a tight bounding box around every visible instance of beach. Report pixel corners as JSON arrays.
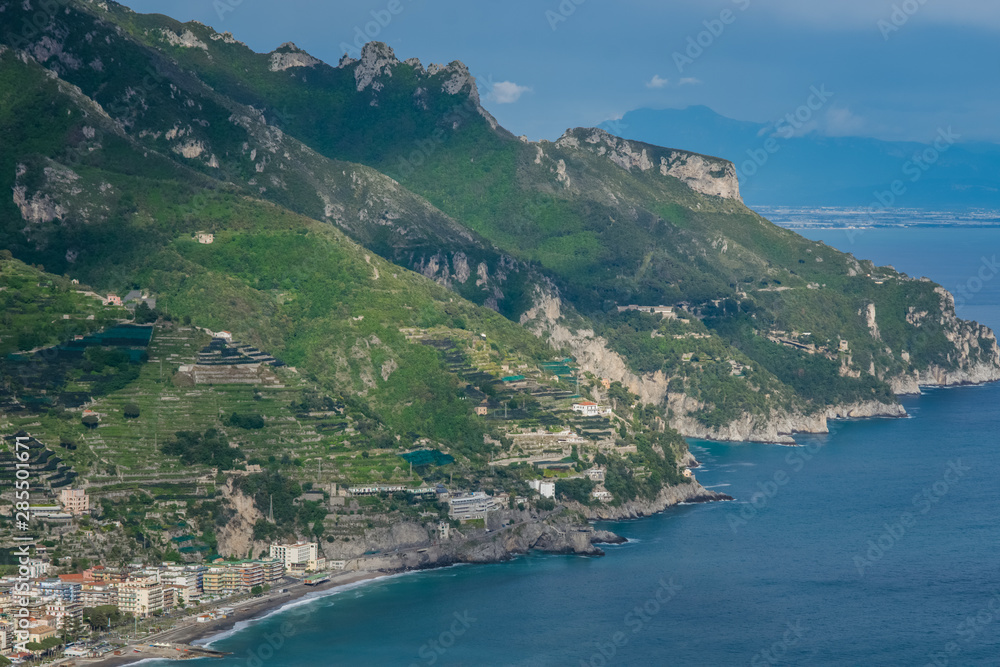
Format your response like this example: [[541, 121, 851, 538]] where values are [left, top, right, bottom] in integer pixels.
[[71, 571, 387, 667]]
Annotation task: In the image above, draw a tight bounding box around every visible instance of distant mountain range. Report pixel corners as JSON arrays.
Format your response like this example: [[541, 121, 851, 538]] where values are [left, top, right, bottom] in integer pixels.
[[600, 106, 1000, 210]]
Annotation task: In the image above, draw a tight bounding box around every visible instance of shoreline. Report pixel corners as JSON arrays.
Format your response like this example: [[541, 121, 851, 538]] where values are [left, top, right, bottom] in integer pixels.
[[67, 383, 998, 666], [79, 571, 388, 667]]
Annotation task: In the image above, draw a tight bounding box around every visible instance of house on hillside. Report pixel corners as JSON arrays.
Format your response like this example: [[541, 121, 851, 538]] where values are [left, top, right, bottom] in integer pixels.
[[104, 293, 122, 307], [123, 290, 157, 310], [572, 401, 607, 417], [591, 485, 613, 502], [197, 232, 215, 244]]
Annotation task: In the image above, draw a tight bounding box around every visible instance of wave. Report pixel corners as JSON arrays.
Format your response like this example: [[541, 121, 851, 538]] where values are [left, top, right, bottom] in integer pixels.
[[196, 574, 399, 647], [198, 567, 458, 647]]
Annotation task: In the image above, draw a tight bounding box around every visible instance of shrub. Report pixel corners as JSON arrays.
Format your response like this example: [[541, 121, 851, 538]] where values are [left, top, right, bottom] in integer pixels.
[[227, 412, 265, 429]]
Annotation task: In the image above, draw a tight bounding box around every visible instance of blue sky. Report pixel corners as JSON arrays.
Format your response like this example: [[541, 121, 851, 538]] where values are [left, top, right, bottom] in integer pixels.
[[119, 0, 1000, 144]]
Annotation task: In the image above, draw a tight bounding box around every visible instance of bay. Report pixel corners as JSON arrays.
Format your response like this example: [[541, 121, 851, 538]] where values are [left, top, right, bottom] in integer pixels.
[[143, 227, 1000, 666]]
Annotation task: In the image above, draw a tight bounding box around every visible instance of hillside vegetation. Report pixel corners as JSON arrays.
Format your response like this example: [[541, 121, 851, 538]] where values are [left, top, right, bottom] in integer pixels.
[[0, 0, 997, 562]]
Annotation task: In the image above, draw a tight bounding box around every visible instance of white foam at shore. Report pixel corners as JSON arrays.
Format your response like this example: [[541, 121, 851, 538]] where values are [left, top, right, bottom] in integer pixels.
[[196, 568, 457, 648]]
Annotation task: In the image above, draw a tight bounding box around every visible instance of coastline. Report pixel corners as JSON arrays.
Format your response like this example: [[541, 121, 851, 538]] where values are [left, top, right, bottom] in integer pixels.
[[65, 381, 998, 666], [79, 571, 388, 667]]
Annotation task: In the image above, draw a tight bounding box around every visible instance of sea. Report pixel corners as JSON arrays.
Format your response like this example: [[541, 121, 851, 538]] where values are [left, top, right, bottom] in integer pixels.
[[142, 227, 1000, 666]]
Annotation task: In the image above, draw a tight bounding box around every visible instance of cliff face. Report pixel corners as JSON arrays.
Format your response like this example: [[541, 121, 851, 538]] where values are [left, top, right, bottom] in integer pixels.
[[665, 396, 906, 445], [323, 510, 618, 574], [554, 128, 742, 201], [886, 287, 1000, 392], [519, 283, 993, 445], [572, 481, 732, 521]]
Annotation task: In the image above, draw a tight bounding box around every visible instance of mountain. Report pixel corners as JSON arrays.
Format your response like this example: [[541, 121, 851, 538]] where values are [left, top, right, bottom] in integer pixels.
[[599, 106, 1000, 209], [1, 0, 998, 564]]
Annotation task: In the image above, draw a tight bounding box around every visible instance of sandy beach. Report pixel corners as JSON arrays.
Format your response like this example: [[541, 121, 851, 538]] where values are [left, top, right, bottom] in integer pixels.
[[73, 571, 388, 667]]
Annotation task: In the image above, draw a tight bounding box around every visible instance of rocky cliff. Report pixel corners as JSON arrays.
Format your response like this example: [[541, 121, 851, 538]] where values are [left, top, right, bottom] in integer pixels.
[[571, 480, 732, 521], [321, 509, 622, 574], [554, 128, 742, 201], [519, 283, 988, 445]]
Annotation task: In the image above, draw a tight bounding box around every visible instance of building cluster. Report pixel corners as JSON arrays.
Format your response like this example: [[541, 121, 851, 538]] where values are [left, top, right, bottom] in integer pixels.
[[616, 304, 676, 319], [0, 540, 327, 656]]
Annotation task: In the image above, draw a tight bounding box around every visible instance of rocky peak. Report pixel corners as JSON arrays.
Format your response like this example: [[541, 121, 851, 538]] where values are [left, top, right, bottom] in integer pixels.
[[268, 41, 321, 72], [352, 41, 399, 92], [403, 57, 425, 75], [430, 60, 499, 131]]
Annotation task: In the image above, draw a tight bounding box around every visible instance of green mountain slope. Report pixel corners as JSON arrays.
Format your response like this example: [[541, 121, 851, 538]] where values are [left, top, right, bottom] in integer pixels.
[[1, 0, 998, 449]]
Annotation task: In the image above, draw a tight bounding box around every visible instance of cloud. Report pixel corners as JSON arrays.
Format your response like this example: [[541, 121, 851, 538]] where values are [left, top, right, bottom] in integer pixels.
[[678, 77, 701, 85], [646, 74, 669, 89], [488, 81, 531, 104], [823, 107, 866, 136]]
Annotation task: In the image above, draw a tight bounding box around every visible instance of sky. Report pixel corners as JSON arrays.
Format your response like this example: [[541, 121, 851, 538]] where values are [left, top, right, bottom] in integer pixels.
[[118, 0, 1000, 144]]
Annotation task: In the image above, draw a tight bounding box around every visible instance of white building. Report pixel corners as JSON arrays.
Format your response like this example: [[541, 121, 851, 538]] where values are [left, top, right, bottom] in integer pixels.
[[447, 492, 499, 521], [591, 486, 613, 502], [571, 401, 608, 417], [117, 576, 164, 618], [528, 479, 556, 499], [44, 598, 83, 630], [160, 566, 206, 603], [270, 542, 323, 572]]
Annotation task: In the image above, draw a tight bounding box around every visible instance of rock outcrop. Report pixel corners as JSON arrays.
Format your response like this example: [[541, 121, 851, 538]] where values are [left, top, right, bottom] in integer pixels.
[[555, 128, 742, 201], [268, 42, 321, 72], [520, 285, 915, 444], [573, 481, 732, 521]]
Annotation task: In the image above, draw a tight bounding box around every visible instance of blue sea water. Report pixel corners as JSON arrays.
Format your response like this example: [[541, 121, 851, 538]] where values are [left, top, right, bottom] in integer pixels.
[[143, 228, 1000, 666]]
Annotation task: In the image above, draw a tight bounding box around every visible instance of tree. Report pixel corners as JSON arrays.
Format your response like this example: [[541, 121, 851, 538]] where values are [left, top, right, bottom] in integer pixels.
[[133, 301, 158, 324], [62, 614, 85, 642], [123, 403, 140, 419], [82, 414, 99, 429], [84, 605, 125, 630], [227, 412, 265, 429], [250, 585, 263, 596]]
